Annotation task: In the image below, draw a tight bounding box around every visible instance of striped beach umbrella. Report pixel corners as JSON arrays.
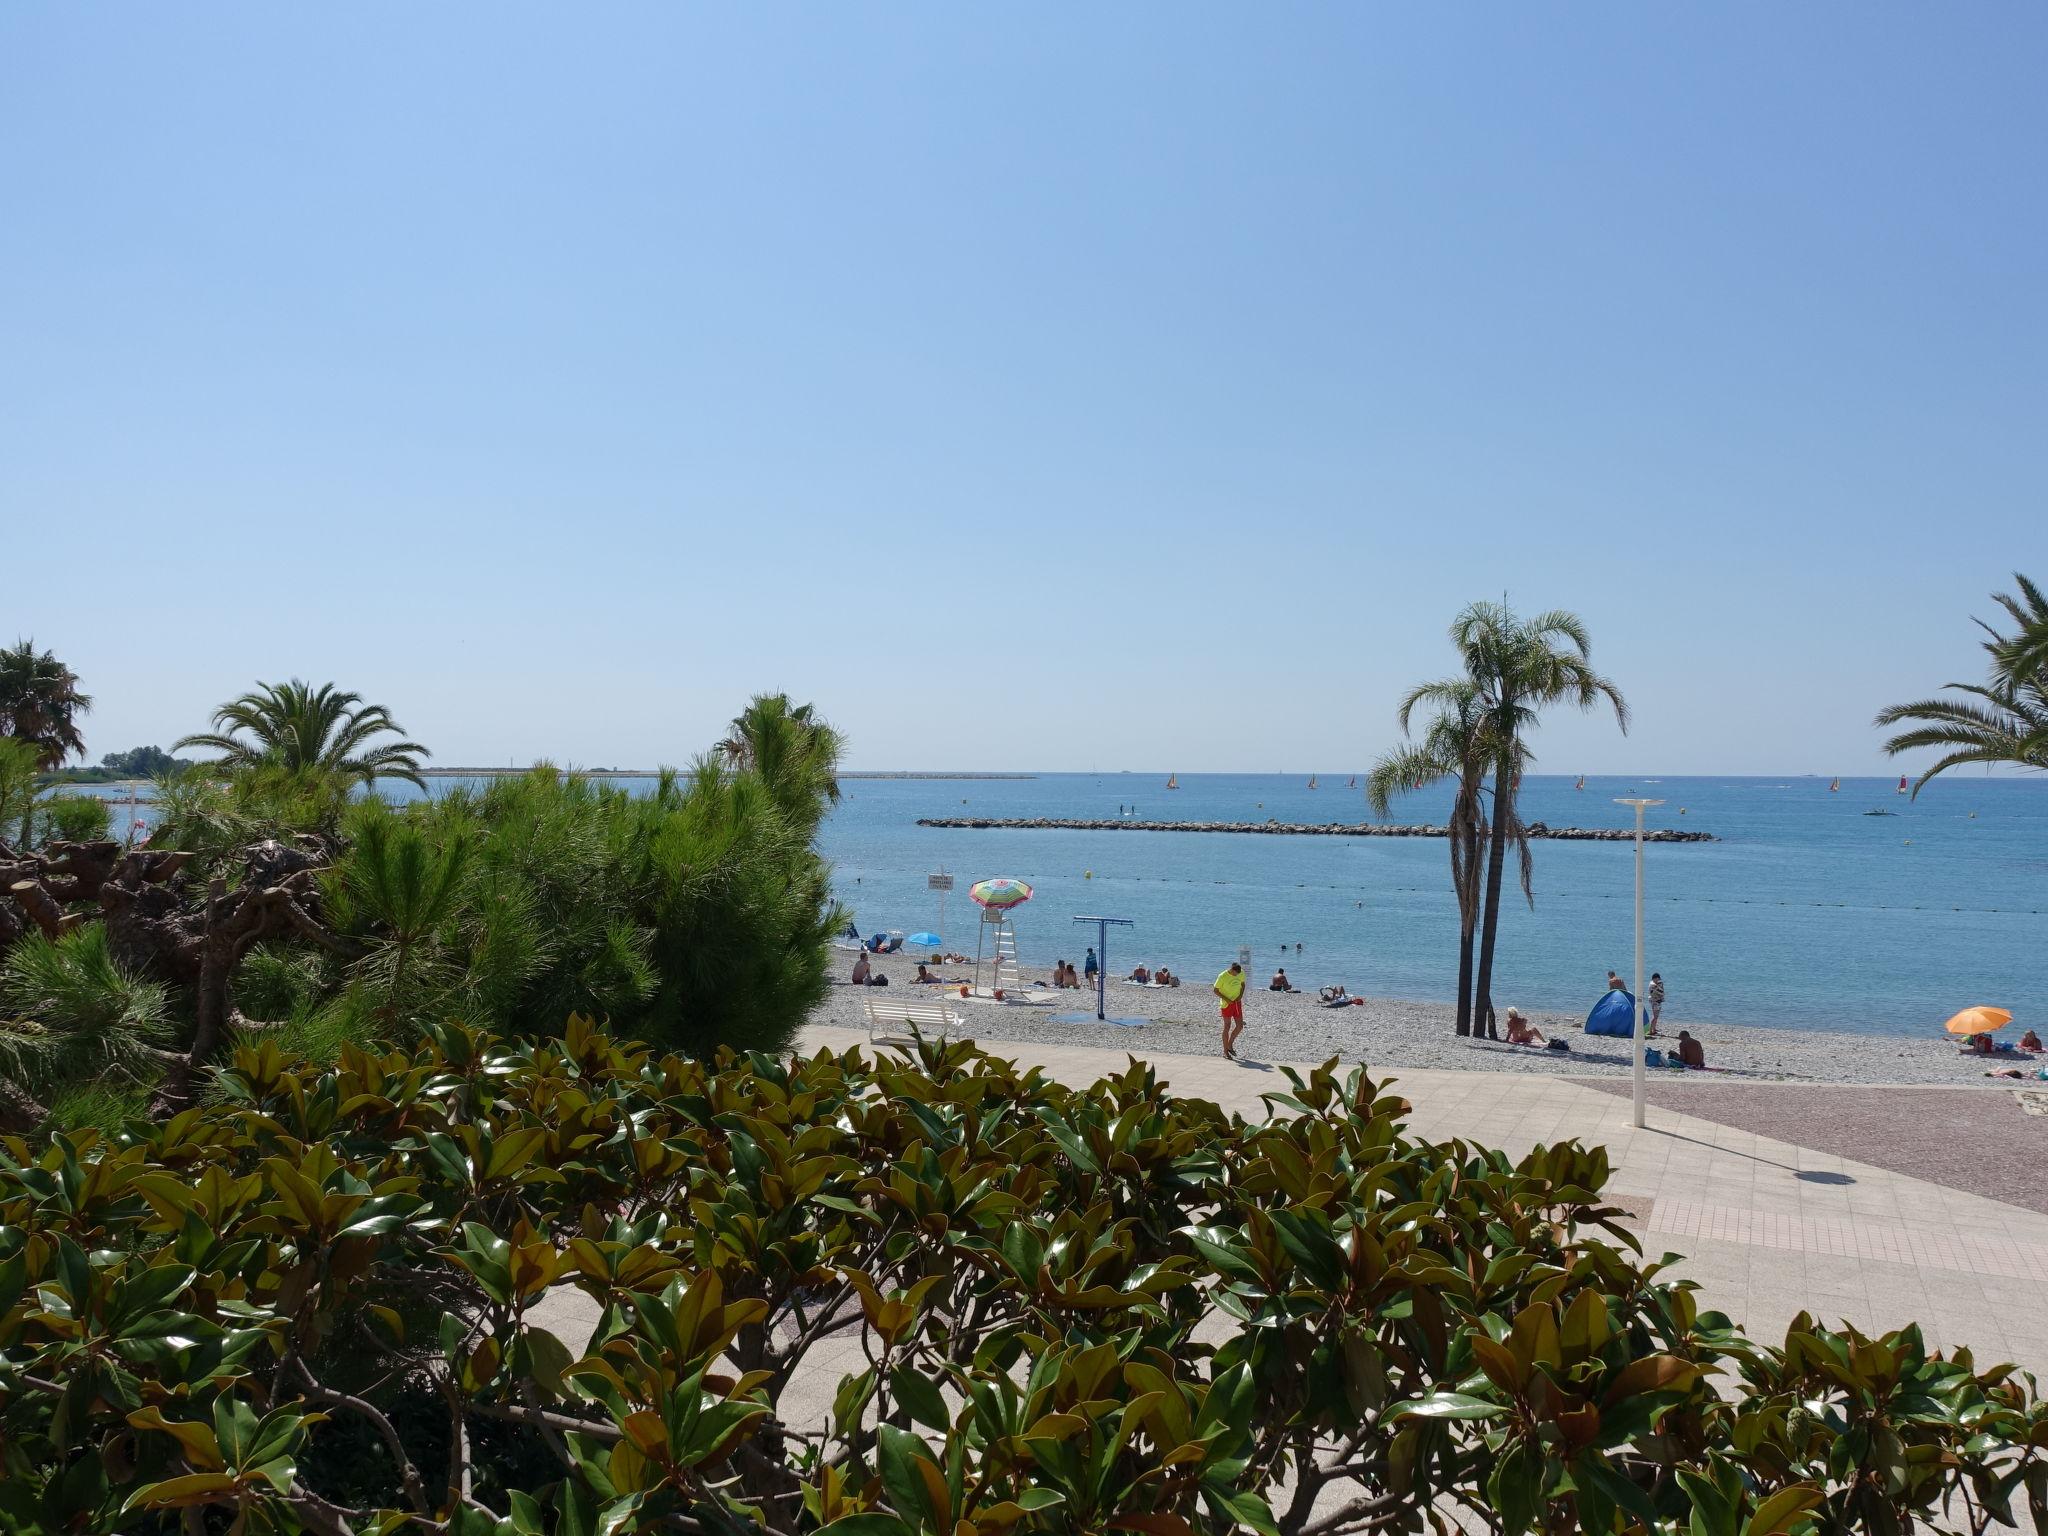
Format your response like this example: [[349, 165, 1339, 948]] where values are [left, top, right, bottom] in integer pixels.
[[968, 877, 1034, 910]]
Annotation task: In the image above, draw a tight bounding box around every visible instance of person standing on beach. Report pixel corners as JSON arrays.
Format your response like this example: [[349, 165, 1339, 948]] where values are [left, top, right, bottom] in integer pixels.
[[1647, 973, 1665, 1035], [1215, 962, 1248, 1060], [1083, 948, 1098, 984]]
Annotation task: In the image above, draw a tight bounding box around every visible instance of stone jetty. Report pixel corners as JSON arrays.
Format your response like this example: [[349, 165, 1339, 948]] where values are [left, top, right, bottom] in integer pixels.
[[915, 817, 1715, 842]]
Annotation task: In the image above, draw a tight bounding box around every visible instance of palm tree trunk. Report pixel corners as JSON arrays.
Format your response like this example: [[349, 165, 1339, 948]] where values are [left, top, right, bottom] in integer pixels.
[[1455, 923, 1475, 1036], [1454, 822, 1479, 1036], [1472, 793, 1511, 1042]]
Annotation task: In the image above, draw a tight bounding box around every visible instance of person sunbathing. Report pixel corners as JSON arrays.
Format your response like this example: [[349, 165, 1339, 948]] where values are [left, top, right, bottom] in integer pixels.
[[1318, 984, 1349, 1005], [2021, 1029, 2043, 1052], [1270, 969, 1294, 992], [1159, 968, 1180, 987], [1677, 1030, 1705, 1069], [1128, 965, 1150, 983], [851, 953, 872, 985], [915, 963, 939, 984], [1503, 1007, 1545, 1046]]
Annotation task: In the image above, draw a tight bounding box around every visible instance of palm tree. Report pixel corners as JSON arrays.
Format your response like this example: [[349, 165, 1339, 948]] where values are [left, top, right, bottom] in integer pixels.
[[1875, 574, 2048, 793], [718, 694, 844, 838], [175, 680, 429, 788], [1, 641, 91, 845], [1453, 602, 1629, 1038], [0, 640, 92, 770], [1367, 680, 1496, 1036]]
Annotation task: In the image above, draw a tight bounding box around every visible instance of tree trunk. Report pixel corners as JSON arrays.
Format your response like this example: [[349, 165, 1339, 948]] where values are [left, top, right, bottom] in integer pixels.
[[2, 834, 345, 1119], [1453, 822, 1480, 1037], [1455, 922, 1474, 1037], [0, 1073, 49, 1134], [1472, 789, 1511, 1042]]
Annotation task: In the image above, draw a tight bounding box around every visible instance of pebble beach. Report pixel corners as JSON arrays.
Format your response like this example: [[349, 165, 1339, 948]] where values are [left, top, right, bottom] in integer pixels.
[[812, 959, 2042, 1088]]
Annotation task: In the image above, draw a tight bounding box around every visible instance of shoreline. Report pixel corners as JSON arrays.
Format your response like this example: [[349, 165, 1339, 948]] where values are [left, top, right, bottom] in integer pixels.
[[809, 965, 2039, 1088], [915, 816, 1715, 842]]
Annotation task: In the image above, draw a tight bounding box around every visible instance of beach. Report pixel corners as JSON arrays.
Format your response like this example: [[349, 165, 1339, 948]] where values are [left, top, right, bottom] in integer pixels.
[[812, 962, 2043, 1088]]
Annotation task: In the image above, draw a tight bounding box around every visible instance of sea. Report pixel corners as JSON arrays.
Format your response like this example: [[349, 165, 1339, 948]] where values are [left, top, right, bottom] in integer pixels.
[[812, 772, 2045, 1039], [82, 771, 2045, 1040]]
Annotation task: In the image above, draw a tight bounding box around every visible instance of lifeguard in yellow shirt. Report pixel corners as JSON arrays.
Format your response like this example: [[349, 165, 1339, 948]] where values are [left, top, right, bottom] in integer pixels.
[[1213, 961, 1248, 1060]]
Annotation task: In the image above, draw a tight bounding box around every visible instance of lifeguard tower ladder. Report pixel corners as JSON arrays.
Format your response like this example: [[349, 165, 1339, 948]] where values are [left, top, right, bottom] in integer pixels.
[[974, 908, 1024, 998]]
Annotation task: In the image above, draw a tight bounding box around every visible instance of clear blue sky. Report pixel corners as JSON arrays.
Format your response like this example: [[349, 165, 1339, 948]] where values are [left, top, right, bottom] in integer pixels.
[[5, 6, 2042, 775]]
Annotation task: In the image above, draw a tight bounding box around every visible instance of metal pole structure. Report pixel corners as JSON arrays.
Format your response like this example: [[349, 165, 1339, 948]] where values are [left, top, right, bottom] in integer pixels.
[[1614, 798, 1663, 1129], [1072, 916, 1134, 1022]]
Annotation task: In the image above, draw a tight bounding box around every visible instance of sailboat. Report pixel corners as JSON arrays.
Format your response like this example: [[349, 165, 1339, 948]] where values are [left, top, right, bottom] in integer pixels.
[[1307, 774, 1318, 790], [1346, 775, 1356, 790], [1896, 775, 1908, 794], [1829, 777, 1839, 792], [1574, 775, 1585, 791], [1165, 773, 1179, 790]]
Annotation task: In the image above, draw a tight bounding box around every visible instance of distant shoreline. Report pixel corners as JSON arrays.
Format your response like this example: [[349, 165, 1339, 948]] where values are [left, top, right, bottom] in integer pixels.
[[416, 768, 1037, 780], [916, 816, 1716, 843]]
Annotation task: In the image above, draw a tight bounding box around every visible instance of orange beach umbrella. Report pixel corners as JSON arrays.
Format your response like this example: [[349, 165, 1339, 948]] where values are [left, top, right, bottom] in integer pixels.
[[1943, 1006, 2012, 1036]]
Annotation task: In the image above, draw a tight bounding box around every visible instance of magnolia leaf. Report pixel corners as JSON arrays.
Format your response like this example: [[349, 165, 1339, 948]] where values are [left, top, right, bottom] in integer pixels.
[[1393, 1392, 1506, 1421]]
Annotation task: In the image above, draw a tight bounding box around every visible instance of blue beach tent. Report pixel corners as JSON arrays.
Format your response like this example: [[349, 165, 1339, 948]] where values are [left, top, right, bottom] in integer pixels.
[[1583, 989, 1640, 1038]]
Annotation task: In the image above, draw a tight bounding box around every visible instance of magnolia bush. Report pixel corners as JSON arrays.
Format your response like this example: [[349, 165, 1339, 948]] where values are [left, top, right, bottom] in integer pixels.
[[0, 1022, 2042, 1536]]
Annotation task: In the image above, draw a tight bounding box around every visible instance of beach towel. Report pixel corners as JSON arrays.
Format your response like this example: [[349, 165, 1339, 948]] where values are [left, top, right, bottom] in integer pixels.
[[1583, 990, 1639, 1038]]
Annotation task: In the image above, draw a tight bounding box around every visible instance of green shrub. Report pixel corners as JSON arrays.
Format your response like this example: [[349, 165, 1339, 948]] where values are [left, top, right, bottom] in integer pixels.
[[233, 944, 330, 1022], [148, 761, 353, 869], [0, 922, 169, 1100], [0, 737, 37, 847], [44, 1078, 150, 1135], [32, 792, 111, 845], [323, 742, 841, 1056], [0, 1024, 2039, 1536]]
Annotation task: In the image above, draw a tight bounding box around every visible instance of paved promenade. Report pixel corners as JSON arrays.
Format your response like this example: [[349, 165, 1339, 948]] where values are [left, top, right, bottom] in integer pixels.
[[800, 1024, 2048, 1378]]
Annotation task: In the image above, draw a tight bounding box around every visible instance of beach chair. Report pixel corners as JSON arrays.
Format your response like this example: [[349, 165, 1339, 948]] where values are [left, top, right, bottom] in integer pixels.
[[863, 992, 961, 1045]]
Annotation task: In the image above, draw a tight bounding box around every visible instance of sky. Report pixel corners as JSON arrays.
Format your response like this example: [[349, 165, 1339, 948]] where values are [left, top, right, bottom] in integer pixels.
[[4, 6, 2043, 776]]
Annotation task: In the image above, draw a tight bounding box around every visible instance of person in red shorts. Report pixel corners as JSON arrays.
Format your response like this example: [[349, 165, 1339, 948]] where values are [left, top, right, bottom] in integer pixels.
[[1214, 961, 1248, 1060]]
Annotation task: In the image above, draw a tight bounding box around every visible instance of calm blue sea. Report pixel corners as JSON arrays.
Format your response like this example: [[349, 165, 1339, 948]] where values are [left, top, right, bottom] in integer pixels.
[[84, 771, 2045, 1038], [816, 773, 2046, 1038]]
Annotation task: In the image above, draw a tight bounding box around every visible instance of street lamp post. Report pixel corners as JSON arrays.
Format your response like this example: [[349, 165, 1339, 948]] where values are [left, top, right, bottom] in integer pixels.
[[1613, 797, 1664, 1129]]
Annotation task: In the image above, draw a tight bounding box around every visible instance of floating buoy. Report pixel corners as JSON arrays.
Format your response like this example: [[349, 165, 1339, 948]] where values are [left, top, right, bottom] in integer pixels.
[[1084, 870, 1093, 879]]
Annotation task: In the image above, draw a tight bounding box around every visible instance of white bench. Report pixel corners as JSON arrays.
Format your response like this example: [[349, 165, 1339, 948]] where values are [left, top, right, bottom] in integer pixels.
[[861, 992, 961, 1044]]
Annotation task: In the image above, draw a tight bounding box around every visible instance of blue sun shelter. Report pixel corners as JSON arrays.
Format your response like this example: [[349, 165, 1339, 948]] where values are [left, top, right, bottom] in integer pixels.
[[1584, 989, 1639, 1038]]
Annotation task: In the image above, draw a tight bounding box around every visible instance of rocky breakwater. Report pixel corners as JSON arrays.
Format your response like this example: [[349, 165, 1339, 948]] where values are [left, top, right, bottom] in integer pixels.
[[915, 817, 1715, 841]]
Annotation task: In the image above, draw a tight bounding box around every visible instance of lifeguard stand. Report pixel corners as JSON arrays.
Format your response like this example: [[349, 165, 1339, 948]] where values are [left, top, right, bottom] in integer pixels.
[[974, 907, 1023, 997]]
